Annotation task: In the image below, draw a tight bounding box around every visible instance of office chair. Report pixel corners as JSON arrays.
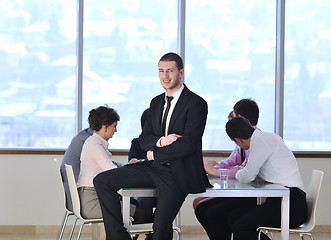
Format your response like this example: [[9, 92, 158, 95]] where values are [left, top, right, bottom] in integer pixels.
[[53, 158, 77, 240], [65, 164, 103, 240], [257, 170, 324, 240]]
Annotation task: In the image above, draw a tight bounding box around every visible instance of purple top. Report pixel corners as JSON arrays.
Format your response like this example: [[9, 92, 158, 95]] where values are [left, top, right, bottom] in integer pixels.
[[214, 147, 250, 178], [213, 126, 259, 179]]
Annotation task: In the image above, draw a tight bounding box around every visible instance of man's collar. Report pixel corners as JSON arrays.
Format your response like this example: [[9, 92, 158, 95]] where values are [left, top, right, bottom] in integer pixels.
[[165, 84, 184, 100]]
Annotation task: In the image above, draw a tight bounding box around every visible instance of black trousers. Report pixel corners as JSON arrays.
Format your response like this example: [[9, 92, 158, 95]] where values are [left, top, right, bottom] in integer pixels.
[[137, 196, 157, 223], [195, 187, 307, 240], [195, 197, 257, 240], [93, 161, 187, 240]]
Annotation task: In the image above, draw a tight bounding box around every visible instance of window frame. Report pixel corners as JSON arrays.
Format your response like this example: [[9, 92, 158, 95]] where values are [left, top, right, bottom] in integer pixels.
[[1, 149, 330, 159]]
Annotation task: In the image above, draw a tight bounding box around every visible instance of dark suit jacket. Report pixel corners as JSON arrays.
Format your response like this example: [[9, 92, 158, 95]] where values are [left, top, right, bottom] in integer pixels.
[[128, 137, 147, 161], [139, 85, 212, 194]]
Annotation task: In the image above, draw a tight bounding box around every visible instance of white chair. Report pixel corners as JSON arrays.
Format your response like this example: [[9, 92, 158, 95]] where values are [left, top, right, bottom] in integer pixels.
[[257, 170, 324, 240], [65, 164, 104, 240], [54, 159, 77, 240]]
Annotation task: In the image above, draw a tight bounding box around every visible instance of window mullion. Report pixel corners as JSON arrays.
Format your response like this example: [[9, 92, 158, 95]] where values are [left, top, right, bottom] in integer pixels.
[[177, 0, 186, 83], [76, 0, 84, 134], [274, 0, 285, 137]]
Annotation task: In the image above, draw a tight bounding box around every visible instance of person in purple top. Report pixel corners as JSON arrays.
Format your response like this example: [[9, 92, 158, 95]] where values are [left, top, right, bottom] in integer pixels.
[[194, 98, 261, 240], [204, 98, 260, 179]]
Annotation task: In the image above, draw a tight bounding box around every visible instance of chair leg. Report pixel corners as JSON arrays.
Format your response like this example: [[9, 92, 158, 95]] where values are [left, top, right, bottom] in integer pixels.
[[57, 212, 71, 240], [258, 229, 274, 240], [173, 226, 181, 240], [257, 230, 261, 240], [174, 228, 181, 240], [300, 232, 314, 240], [68, 217, 78, 240], [175, 211, 181, 229], [76, 223, 85, 240]]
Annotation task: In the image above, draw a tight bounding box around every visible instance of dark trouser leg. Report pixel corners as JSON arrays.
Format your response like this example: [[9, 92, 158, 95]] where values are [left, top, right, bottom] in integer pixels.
[[149, 163, 187, 240], [93, 163, 154, 240], [137, 197, 157, 223], [194, 197, 229, 237], [195, 197, 256, 240], [136, 197, 157, 240], [229, 188, 307, 240]]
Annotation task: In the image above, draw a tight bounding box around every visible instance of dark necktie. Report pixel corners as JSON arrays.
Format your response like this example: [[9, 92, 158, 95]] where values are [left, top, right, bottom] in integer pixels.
[[240, 148, 245, 163], [161, 96, 173, 135]]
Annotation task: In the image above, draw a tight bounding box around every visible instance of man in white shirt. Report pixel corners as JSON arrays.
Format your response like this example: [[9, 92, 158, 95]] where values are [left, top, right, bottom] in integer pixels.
[[213, 116, 308, 240]]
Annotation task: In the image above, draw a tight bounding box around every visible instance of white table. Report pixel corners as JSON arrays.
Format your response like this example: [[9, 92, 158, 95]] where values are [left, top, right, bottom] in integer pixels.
[[119, 178, 290, 240]]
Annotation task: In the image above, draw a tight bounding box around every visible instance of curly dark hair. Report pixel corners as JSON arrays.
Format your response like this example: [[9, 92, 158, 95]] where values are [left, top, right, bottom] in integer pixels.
[[88, 106, 120, 131]]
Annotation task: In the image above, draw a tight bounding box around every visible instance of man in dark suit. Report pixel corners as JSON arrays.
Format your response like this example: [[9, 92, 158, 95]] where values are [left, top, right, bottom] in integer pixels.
[[94, 52, 210, 240]]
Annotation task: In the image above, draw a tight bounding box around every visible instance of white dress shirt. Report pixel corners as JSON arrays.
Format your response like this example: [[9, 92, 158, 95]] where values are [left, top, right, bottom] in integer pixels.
[[235, 129, 304, 191], [156, 84, 184, 149], [162, 84, 184, 136]]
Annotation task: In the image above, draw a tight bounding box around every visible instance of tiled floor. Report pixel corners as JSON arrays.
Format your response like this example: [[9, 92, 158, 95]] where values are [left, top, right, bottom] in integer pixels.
[[0, 232, 331, 240]]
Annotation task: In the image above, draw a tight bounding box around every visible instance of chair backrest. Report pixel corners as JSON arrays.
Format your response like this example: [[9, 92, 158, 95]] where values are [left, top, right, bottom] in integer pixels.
[[65, 164, 83, 219], [54, 158, 71, 212], [302, 170, 324, 231]]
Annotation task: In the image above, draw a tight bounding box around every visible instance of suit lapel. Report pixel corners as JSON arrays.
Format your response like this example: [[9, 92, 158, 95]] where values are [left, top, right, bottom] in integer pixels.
[[153, 93, 165, 134], [168, 85, 190, 132]]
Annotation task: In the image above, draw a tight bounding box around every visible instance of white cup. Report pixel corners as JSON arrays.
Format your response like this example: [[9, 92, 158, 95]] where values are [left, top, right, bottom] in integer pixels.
[[219, 169, 229, 184]]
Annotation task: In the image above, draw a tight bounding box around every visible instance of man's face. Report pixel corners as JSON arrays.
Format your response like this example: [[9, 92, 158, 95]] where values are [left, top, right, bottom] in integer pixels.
[[158, 61, 184, 93], [233, 138, 250, 150]]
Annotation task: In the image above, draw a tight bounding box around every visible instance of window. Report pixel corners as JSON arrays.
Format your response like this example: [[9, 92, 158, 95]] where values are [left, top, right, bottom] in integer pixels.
[[1, 0, 330, 152], [0, 0, 77, 148], [284, 0, 331, 151], [186, 0, 276, 150], [82, 0, 178, 149]]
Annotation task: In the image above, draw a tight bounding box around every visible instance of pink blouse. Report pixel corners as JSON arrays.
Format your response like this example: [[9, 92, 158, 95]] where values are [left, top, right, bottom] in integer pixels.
[[77, 133, 117, 187]]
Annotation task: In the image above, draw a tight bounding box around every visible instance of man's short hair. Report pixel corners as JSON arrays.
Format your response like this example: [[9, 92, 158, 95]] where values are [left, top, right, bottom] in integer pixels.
[[159, 52, 184, 70], [226, 116, 255, 140], [233, 98, 259, 126]]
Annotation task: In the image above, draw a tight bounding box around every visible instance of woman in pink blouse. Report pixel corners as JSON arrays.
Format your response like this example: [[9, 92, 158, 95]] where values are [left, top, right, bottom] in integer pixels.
[[77, 106, 140, 219]]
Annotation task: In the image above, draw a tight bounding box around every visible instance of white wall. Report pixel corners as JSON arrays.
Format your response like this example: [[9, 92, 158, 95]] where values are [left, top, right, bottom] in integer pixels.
[[0, 154, 330, 226]]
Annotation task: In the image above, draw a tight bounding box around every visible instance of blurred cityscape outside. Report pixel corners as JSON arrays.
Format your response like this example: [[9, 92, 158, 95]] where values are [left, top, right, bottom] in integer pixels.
[[0, 0, 330, 151]]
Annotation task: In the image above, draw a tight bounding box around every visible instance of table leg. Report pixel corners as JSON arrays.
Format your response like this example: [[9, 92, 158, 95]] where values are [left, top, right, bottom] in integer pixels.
[[281, 191, 290, 240], [122, 195, 130, 229]]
